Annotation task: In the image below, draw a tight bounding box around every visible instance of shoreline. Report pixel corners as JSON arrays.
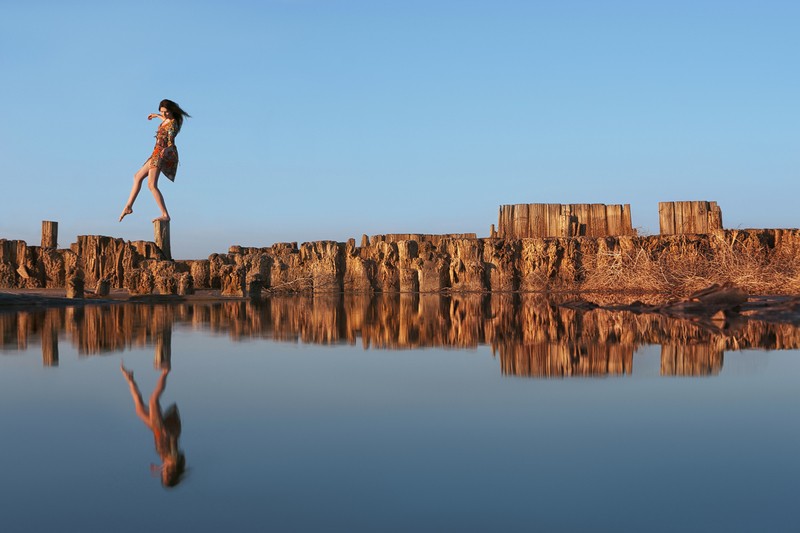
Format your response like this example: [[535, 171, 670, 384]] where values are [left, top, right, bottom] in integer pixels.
[[4, 285, 800, 328]]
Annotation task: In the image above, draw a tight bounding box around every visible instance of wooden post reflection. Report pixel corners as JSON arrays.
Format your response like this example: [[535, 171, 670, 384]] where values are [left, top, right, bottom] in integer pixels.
[[42, 310, 59, 367], [661, 344, 723, 376], [398, 293, 420, 346], [17, 312, 30, 351], [13, 294, 800, 380], [154, 327, 172, 370]]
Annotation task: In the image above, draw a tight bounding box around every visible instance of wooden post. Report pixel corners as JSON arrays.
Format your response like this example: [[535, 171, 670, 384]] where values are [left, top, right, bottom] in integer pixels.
[[498, 203, 634, 238], [247, 274, 264, 301], [177, 273, 194, 295], [95, 279, 110, 296], [154, 219, 172, 260], [66, 275, 84, 299], [559, 206, 573, 237], [659, 201, 723, 235], [658, 202, 675, 234], [708, 202, 723, 231], [41, 221, 58, 248]]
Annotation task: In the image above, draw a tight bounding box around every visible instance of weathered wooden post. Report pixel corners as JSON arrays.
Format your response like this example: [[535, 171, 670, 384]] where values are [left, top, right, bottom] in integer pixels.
[[498, 203, 634, 238], [177, 273, 194, 295], [707, 204, 723, 232], [559, 206, 578, 237], [66, 271, 84, 299], [154, 219, 172, 260], [247, 273, 264, 301], [659, 201, 723, 235], [95, 278, 110, 297], [41, 221, 58, 248]]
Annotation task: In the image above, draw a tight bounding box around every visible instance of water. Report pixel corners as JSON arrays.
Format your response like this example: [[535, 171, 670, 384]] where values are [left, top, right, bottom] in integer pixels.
[[1, 294, 798, 532]]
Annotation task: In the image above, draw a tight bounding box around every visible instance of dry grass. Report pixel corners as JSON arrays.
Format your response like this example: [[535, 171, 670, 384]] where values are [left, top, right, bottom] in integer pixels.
[[580, 233, 800, 298]]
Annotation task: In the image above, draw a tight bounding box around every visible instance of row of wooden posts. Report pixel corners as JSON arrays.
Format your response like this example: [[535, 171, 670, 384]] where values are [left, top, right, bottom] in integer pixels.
[[31, 201, 720, 276], [39, 219, 171, 261], [493, 201, 724, 239]]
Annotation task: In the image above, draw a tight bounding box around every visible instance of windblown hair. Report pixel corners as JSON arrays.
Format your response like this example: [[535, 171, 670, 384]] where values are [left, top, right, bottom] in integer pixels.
[[163, 452, 187, 488], [159, 99, 191, 132]]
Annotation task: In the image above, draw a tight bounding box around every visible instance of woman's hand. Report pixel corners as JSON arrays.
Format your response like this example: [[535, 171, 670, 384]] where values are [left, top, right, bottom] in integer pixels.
[[148, 113, 163, 121], [120, 361, 134, 380]]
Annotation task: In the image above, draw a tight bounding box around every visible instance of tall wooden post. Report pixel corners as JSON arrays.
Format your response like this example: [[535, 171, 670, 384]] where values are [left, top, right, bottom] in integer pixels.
[[41, 221, 58, 248], [154, 219, 172, 260]]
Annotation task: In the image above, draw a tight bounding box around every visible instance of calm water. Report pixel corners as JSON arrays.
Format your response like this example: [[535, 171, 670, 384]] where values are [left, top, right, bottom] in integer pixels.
[[1, 294, 798, 532]]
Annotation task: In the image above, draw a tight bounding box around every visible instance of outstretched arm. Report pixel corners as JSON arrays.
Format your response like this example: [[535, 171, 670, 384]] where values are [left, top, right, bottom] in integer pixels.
[[148, 113, 165, 122]]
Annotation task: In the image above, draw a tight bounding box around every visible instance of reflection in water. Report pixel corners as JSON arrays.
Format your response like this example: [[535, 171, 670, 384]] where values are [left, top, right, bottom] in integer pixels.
[[120, 363, 186, 487], [661, 344, 723, 376], [2, 294, 800, 377]]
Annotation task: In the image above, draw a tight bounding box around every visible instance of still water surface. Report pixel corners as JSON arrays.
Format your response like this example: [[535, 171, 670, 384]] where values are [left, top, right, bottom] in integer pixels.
[[1, 294, 798, 532]]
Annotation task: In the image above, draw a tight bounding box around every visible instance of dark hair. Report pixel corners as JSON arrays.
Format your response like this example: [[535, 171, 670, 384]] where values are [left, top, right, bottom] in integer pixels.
[[159, 99, 191, 132], [163, 452, 187, 488]]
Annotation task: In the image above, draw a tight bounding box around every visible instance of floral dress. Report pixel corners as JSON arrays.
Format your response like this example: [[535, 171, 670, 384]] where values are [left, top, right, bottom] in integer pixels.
[[148, 119, 180, 181]]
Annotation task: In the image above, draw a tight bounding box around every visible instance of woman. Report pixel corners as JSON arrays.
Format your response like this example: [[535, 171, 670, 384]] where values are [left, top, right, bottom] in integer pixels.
[[119, 99, 190, 223], [120, 363, 187, 488]]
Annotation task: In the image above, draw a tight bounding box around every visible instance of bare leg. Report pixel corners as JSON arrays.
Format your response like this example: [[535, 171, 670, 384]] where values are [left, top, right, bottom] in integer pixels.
[[121, 362, 150, 424], [119, 162, 151, 221], [149, 368, 170, 422], [148, 166, 170, 223]]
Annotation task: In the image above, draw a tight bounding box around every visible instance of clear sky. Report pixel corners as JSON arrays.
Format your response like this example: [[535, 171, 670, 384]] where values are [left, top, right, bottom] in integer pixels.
[[1, 0, 798, 259]]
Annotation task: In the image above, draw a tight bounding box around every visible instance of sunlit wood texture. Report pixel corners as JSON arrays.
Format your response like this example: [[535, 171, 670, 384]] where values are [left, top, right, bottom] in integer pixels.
[[370, 233, 477, 246], [658, 201, 723, 235], [154, 220, 171, 261], [0, 239, 28, 269], [497, 203, 634, 238], [41, 221, 58, 249], [66, 275, 84, 299]]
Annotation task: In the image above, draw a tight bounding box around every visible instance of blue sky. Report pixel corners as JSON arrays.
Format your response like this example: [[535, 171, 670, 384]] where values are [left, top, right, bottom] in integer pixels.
[[1, 0, 798, 259]]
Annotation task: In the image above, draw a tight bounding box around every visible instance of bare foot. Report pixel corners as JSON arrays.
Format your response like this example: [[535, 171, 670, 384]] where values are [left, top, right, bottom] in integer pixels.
[[120, 361, 134, 380], [119, 207, 133, 222], [152, 215, 171, 223]]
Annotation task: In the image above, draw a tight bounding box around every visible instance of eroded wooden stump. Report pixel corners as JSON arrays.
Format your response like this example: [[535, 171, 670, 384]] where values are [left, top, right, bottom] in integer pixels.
[[41, 221, 58, 249], [66, 276, 84, 299], [154, 219, 171, 260]]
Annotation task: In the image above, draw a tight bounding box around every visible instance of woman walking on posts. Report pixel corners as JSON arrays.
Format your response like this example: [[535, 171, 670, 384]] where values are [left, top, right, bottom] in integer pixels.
[[119, 99, 190, 223]]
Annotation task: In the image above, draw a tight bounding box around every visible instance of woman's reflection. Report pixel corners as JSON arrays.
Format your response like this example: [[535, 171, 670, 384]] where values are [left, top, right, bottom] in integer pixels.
[[120, 362, 186, 487]]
